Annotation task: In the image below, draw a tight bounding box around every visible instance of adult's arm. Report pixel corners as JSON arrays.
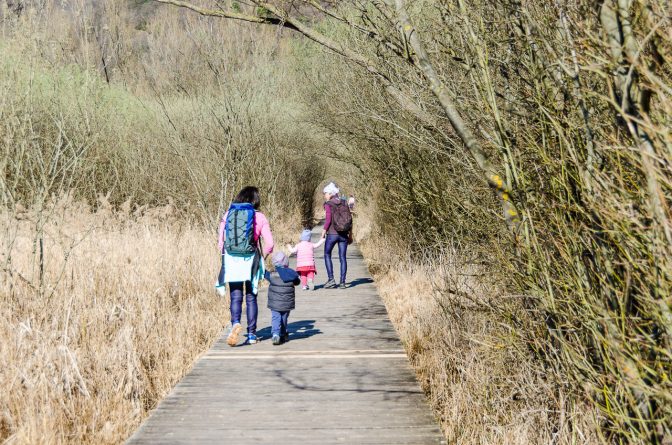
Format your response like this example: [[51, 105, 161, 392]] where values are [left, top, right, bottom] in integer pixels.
[[322, 203, 331, 238], [217, 212, 227, 253], [324, 203, 332, 231], [255, 212, 275, 256]]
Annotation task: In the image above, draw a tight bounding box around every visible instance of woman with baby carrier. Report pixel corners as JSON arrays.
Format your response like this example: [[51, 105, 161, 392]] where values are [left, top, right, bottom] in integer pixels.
[[321, 182, 353, 289], [216, 186, 274, 346]]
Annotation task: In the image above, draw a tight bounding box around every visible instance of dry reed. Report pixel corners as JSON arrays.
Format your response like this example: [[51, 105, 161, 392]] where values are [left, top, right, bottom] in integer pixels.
[[0, 198, 228, 443], [360, 221, 600, 444]]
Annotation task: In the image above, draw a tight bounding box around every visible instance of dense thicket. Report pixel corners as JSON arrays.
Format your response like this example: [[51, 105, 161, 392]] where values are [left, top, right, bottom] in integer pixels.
[[292, 1, 672, 441], [0, 1, 324, 226]]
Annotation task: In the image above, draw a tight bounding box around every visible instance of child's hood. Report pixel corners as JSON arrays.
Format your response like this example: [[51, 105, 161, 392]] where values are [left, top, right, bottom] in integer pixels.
[[275, 266, 299, 283]]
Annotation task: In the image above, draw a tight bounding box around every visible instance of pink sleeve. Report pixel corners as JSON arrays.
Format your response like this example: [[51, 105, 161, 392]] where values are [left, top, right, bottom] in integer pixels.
[[254, 212, 274, 256], [217, 212, 227, 253]]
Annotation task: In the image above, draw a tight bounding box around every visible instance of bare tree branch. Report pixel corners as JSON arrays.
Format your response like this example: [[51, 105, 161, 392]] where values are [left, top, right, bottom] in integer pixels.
[[155, 0, 520, 230], [154, 0, 443, 134], [600, 0, 671, 245], [155, 0, 297, 29], [391, 0, 521, 229]]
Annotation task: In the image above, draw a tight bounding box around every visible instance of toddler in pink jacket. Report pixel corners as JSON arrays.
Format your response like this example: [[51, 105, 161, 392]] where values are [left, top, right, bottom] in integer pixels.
[[287, 229, 325, 290]]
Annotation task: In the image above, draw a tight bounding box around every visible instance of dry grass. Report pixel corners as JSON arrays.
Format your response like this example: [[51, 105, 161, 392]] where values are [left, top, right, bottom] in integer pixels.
[[0, 9, 315, 440], [355, 201, 598, 444], [0, 199, 228, 444], [368, 252, 600, 444]]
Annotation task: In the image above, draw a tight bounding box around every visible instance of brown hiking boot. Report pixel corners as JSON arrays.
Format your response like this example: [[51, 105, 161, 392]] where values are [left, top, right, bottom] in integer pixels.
[[227, 323, 242, 347]]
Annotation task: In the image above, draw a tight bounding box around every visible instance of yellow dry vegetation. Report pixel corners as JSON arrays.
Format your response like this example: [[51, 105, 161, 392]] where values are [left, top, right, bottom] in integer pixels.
[[0, 199, 225, 443], [353, 209, 598, 444]]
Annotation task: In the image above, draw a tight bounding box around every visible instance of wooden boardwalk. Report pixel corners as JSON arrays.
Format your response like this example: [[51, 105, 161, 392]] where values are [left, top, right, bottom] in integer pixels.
[[127, 227, 444, 444]]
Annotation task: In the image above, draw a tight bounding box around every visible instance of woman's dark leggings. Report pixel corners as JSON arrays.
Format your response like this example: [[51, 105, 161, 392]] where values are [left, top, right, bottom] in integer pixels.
[[229, 281, 257, 334], [324, 234, 348, 284]]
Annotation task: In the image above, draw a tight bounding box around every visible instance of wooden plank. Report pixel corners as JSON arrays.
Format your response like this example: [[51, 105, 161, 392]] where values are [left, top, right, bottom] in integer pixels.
[[126, 226, 445, 444]]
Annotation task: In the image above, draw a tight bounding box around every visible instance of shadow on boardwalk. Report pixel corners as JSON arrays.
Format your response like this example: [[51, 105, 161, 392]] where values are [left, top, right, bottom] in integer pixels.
[[256, 319, 322, 342], [315, 277, 374, 290], [273, 368, 422, 401]]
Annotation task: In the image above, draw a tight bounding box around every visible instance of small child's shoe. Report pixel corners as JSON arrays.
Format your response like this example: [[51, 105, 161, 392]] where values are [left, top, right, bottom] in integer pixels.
[[272, 334, 281, 345], [302, 285, 309, 290], [308, 280, 315, 291], [246, 333, 259, 344], [282, 332, 290, 343]]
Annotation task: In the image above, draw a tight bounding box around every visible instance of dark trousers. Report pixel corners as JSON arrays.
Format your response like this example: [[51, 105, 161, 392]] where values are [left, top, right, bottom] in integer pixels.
[[324, 234, 348, 283], [229, 281, 257, 334], [271, 310, 290, 336]]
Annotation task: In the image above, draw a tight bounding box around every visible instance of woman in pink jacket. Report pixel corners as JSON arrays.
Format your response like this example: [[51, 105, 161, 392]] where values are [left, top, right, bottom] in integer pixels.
[[217, 186, 274, 346], [287, 229, 325, 290]]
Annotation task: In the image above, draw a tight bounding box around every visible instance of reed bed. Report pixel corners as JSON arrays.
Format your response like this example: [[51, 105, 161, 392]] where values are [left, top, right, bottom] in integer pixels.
[[0, 200, 227, 443]]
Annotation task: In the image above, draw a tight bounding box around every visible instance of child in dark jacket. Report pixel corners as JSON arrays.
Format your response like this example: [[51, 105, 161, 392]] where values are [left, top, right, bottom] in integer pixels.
[[265, 251, 300, 345]]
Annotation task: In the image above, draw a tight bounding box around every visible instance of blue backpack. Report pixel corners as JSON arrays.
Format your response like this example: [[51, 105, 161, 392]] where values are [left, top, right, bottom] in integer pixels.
[[224, 203, 256, 256]]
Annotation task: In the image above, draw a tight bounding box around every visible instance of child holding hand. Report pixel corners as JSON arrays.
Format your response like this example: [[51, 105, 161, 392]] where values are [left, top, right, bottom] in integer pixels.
[[287, 229, 325, 291], [266, 252, 300, 345]]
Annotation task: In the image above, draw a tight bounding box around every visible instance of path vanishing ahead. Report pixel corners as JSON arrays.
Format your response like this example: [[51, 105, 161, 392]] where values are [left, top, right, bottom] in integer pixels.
[[127, 225, 444, 444]]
